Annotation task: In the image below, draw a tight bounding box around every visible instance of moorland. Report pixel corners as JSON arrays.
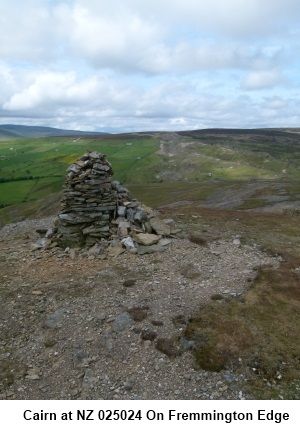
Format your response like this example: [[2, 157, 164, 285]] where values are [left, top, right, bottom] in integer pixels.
[[0, 126, 299, 400]]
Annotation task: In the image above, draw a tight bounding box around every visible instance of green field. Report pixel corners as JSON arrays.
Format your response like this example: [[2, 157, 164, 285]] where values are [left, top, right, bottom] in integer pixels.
[[0, 135, 160, 207], [1, 129, 300, 225]]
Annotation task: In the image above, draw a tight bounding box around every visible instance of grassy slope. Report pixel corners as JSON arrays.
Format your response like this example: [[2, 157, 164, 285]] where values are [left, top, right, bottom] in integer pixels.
[[0, 136, 159, 206], [1, 128, 300, 224]]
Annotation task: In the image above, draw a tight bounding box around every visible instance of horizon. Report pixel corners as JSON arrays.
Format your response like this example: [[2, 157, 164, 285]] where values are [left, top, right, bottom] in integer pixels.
[[1, 123, 298, 136]]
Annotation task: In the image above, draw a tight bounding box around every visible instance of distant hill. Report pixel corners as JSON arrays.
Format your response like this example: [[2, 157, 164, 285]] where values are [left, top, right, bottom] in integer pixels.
[[0, 124, 109, 139]]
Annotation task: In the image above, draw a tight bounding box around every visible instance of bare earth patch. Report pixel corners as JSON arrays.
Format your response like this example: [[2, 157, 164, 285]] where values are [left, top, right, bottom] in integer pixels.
[[1, 213, 289, 400]]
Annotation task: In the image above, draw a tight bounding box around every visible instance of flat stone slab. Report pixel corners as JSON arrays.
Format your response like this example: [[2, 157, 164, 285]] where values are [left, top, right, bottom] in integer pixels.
[[134, 233, 160, 246], [150, 218, 171, 236], [137, 244, 167, 255]]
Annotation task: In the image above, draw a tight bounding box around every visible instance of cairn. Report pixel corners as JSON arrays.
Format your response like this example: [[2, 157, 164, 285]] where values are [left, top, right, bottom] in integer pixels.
[[55, 151, 175, 253]]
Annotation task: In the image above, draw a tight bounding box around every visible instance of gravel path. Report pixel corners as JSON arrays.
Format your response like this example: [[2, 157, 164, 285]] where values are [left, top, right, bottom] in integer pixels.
[[0, 217, 279, 400]]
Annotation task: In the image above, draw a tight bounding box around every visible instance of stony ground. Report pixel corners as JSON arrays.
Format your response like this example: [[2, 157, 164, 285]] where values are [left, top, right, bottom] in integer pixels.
[[0, 216, 280, 400]]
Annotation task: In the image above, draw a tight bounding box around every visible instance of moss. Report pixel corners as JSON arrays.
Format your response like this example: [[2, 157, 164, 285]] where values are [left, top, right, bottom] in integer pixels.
[[126, 306, 149, 322], [155, 338, 181, 358]]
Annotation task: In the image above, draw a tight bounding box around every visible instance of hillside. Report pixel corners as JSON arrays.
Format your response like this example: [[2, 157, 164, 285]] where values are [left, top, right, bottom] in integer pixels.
[[0, 124, 109, 139], [1, 128, 300, 226]]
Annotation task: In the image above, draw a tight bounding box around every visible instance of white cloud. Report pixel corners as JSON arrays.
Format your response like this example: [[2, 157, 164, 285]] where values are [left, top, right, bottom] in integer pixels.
[[241, 69, 284, 90], [72, 0, 300, 38], [3, 70, 135, 113], [0, 0, 60, 61]]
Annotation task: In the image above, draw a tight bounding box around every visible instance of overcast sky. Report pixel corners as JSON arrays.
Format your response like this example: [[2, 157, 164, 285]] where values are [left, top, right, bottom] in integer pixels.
[[1, 0, 300, 132]]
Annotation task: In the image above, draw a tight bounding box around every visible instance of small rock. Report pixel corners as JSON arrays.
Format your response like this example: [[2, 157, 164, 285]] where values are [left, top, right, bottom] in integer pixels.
[[73, 349, 89, 365], [25, 374, 40, 380], [112, 312, 133, 333], [124, 378, 135, 391], [121, 237, 136, 250], [179, 338, 196, 351], [69, 248, 77, 259], [43, 308, 67, 328]]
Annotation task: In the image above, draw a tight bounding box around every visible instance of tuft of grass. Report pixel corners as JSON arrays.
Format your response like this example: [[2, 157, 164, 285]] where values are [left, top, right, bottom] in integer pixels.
[[0, 357, 26, 389], [188, 234, 208, 246], [44, 339, 57, 348], [151, 320, 164, 326], [126, 306, 149, 322], [210, 293, 224, 301], [140, 329, 157, 341], [123, 279, 137, 287], [155, 338, 181, 358], [185, 257, 300, 398]]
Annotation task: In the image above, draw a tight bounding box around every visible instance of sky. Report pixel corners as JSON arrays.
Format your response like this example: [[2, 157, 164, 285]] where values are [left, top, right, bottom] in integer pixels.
[[1, 0, 300, 133]]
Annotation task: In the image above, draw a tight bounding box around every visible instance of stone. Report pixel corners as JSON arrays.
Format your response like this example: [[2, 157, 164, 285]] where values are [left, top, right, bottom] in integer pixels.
[[179, 338, 196, 351], [25, 373, 40, 380], [89, 151, 102, 159], [121, 237, 136, 250], [45, 228, 55, 238], [137, 244, 166, 255], [25, 368, 41, 380], [117, 206, 127, 217], [82, 226, 110, 235], [31, 238, 51, 250], [67, 164, 81, 174], [134, 209, 147, 223], [112, 312, 133, 333], [73, 349, 89, 365], [69, 248, 77, 259], [58, 214, 76, 223], [118, 227, 129, 238], [163, 218, 175, 226], [43, 309, 68, 328], [124, 378, 135, 391], [88, 244, 104, 256], [149, 218, 171, 236], [134, 233, 160, 246], [144, 222, 153, 234], [106, 244, 124, 258], [158, 238, 172, 247], [118, 221, 130, 229]]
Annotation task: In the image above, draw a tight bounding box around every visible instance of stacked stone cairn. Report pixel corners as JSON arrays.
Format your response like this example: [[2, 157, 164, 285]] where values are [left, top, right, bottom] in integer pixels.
[[54, 151, 177, 255]]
